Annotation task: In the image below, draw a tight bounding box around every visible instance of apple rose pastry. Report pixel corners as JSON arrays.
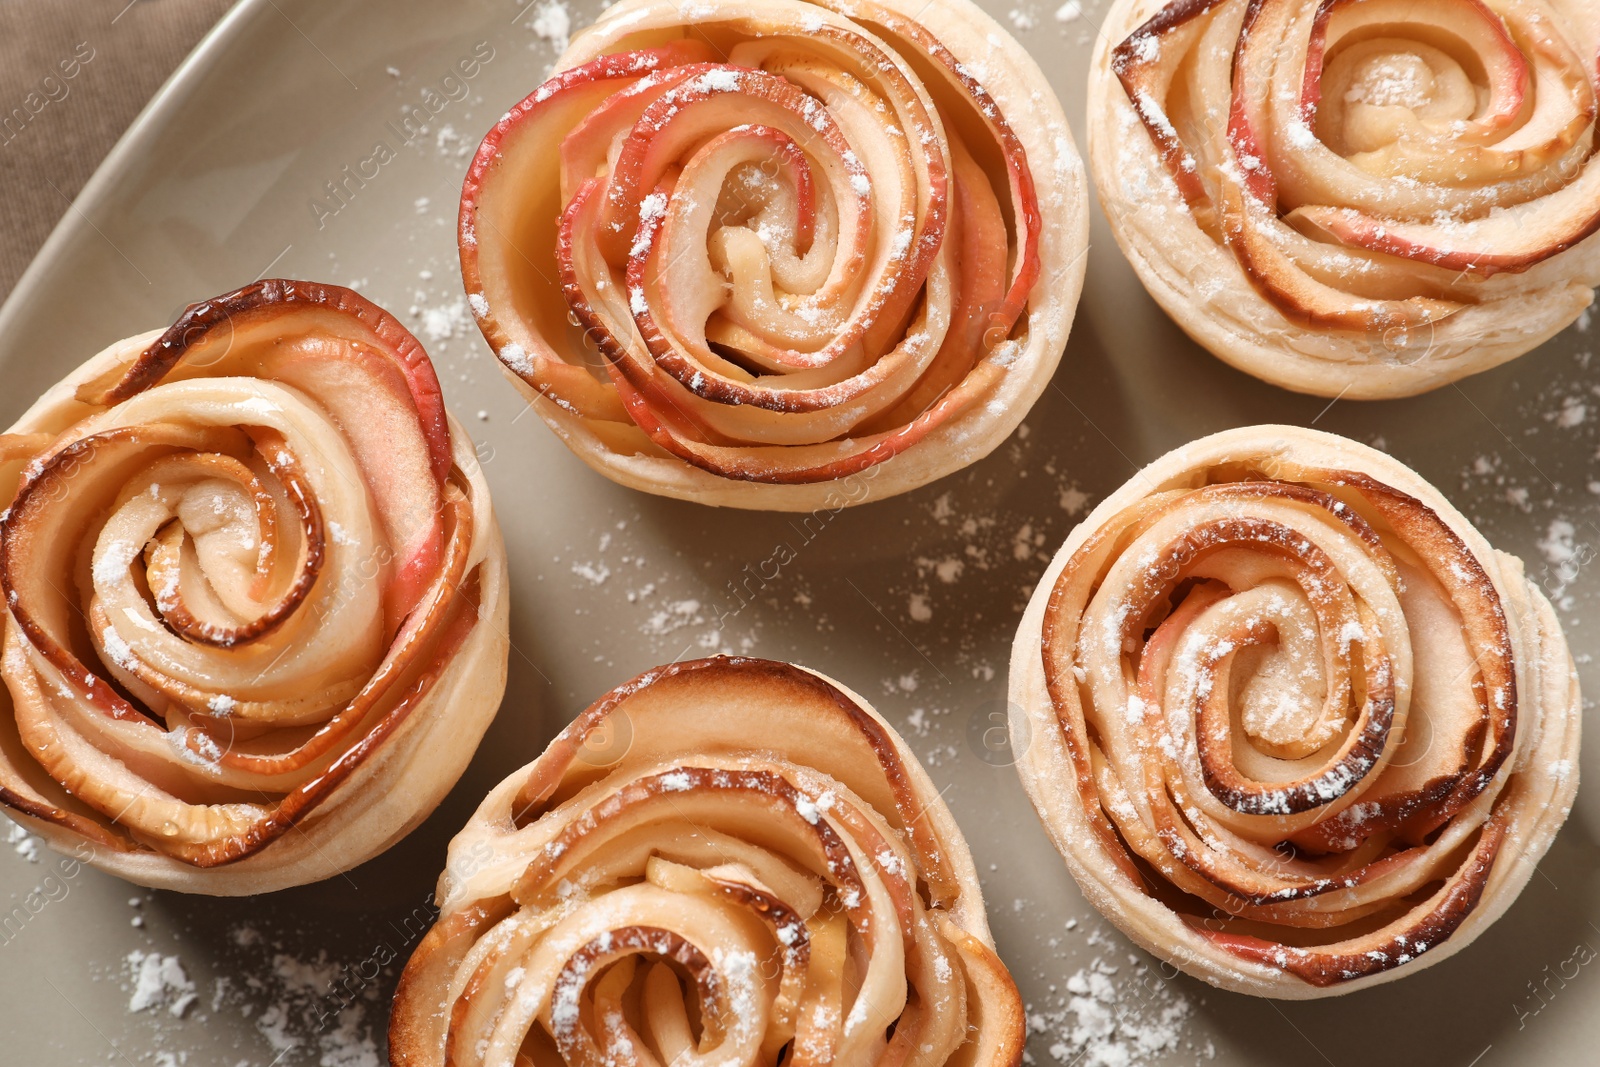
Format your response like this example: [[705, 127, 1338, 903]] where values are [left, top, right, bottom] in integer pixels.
[[460, 0, 1087, 509], [0, 280, 510, 895], [1009, 426, 1580, 997], [390, 656, 1023, 1066], [1089, 0, 1600, 398]]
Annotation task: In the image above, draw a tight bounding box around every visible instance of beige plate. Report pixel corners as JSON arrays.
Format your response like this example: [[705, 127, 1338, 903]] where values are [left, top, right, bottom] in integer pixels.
[[0, 1, 1596, 1063]]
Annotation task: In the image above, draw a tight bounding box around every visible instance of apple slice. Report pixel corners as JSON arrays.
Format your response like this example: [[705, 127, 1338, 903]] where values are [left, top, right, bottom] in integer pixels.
[[1199, 815, 1504, 987], [1289, 167, 1600, 275], [1304, 0, 1531, 140], [462, 46, 716, 425], [1112, 0, 1234, 210], [1221, 183, 1462, 329], [94, 280, 449, 627]]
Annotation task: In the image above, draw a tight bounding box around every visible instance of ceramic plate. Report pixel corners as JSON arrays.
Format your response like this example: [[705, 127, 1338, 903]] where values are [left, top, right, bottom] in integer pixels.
[[0, 0, 1596, 1064]]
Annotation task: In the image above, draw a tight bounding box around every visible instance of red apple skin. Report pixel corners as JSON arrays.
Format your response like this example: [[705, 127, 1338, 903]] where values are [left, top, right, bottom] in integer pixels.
[[597, 64, 894, 312], [1299, 0, 1529, 129], [101, 279, 450, 626], [1194, 815, 1503, 987], [1111, 0, 1232, 210], [845, 0, 1042, 324], [1226, 0, 1287, 208], [459, 44, 718, 335], [112, 279, 450, 484], [1303, 206, 1600, 277], [1118, 0, 1595, 320]]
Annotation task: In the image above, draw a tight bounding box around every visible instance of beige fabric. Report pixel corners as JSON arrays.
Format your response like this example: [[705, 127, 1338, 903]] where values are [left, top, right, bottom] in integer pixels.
[[0, 0, 232, 303]]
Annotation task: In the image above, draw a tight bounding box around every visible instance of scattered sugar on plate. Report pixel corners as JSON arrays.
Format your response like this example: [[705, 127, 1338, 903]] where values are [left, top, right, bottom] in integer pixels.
[[415, 296, 471, 342], [1060, 484, 1091, 515], [527, 0, 572, 51], [1552, 394, 1588, 429], [5, 820, 40, 862], [1537, 518, 1587, 609], [572, 559, 612, 585], [1023, 928, 1213, 1066], [126, 951, 197, 1017], [115, 921, 387, 1067]]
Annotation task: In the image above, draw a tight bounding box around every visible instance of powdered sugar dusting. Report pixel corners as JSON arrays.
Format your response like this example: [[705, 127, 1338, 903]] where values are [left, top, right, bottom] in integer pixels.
[[1025, 925, 1212, 1065], [527, 1, 571, 52], [5, 820, 40, 862], [109, 921, 390, 1066], [126, 951, 197, 1017]]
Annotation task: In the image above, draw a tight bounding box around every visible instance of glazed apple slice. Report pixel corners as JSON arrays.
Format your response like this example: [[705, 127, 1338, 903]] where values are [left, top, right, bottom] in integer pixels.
[[556, 49, 719, 205], [1288, 168, 1600, 275], [83, 280, 450, 627], [1220, 184, 1461, 329], [859, 139, 1009, 431], [461, 46, 716, 424], [604, 351, 1005, 484], [828, 0, 1043, 326], [1112, 0, 1234, 210]]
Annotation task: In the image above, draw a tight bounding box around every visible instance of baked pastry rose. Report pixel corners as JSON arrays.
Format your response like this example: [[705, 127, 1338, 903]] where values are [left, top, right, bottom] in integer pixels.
[[1090, 0, 1600, 398], [0, 280, 510, 895], [390, 656, 1023, 1066], [460, 0, 1086, 509], [1009, 426, 1580, 997]]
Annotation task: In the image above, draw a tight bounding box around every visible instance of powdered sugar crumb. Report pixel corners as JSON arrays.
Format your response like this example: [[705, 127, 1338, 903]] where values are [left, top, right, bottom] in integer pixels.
[[908, 592, 933, 622], [115, 923, 386, 1066], [5, 820, 39, 862], [126, 951, 196, 1017], [415, 297, 471, 342], [1023, 927, 1209, 1065], [527, 1, 571, 51]]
